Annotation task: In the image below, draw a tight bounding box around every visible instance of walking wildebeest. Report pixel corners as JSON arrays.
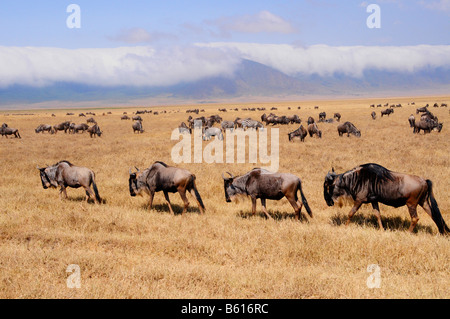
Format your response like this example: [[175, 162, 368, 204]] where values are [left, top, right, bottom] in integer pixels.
[[87, 124, 102, 138], [288, 125, 307, 142], [222, 168, 312, 220], [371, 111, 377, 120], [132, 120, 144, 133], [0, 123, 21, 138], [416, 106, 428, 114], [323, 163, 449, 235], [38, 160, 101, 204], [128, 161, 205, 215], [337, 122, 361, 137], [307, 123, 322, 138], [381, 109, 394, 117], [241, 119, 264, 131]]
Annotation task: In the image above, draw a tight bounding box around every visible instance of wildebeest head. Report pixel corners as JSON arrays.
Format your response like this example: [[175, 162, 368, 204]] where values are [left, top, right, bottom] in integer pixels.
[[129, 167, 148, 197], [222, 172, 237, 202], [323, 169, 341, 207], [37, 165, 58, 189]]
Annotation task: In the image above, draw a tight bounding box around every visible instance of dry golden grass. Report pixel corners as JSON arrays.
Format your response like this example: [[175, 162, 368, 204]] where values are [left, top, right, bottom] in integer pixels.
[[0, 96, 449, 299]]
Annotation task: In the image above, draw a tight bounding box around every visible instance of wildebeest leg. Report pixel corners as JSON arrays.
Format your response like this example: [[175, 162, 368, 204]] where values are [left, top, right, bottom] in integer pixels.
[[251, 197, 257, 216], [260, 198, 272, 220], [83, 186, 96, 203], [407, 203, 420, 233], [177, 188, 190, 215], [371, 202, 384, 230], [148, 191, 154, 210], [345, 201, 363, 226], [59, 186, 68, 200], [285, 196, 301, 220], [163, 191, 175, 215]]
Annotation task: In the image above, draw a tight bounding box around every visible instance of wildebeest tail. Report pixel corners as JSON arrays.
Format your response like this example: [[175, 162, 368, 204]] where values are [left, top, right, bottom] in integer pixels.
[[298, 180, 312, 217], [190, 175, 205, 210], [426, 180, 449, 235], [91, 172, 101, 203]]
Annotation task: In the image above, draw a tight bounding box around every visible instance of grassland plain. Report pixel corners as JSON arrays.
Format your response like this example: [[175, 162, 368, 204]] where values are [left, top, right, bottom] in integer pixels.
[[0, 96, 449, 299]]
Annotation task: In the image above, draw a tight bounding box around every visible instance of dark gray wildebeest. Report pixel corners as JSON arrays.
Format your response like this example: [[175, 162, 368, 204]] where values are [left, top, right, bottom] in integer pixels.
[[132, 115, 143, 121], [87, 124, 102, 138], [413, 118, 442, 134], [307, 116, 315, 125], [318, 112, 326, 122], [287, 115, 301, 124], [132, 120, 144, 133], [86, 117, 96, 124], [121, 115, 130, 120], [0, 123, 21, 138], [288, 125, 307, 142], [129, 161, 205, 215], [38, 160, 101, 204], [222, 168, 312, 220], [323, 163, 449, 235], [381, 108, 394, 117], [202, 127, 223, 140], [416, 106, 428, 114], [178, 122, 191, 134], [408, 114, 416, 128], [35, 124, 53, 134], [72, 123, 89, 133], [333, 113, 341, 122], [53, 121, 71, 133], [337, 121, 361, 137], [221, 120, 235, 133], [371, 111, 377, 120], [307, 123, 322, 138]]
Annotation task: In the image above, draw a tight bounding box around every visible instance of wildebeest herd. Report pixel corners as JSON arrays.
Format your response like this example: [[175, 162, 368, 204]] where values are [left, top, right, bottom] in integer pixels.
[[3, 101, 448, 236]]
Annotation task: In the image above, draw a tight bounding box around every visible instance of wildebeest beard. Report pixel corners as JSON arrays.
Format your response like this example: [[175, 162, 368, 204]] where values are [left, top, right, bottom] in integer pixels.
[[40, 166, 58, 189]]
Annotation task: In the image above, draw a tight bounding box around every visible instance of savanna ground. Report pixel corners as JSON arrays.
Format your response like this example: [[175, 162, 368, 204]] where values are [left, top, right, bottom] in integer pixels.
[[0, 96, 449, 299]]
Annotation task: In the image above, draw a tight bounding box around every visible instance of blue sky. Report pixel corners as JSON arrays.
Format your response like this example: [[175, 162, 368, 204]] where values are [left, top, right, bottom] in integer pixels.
[[0, 0, 448, 48], [0, 1, 449, 90]]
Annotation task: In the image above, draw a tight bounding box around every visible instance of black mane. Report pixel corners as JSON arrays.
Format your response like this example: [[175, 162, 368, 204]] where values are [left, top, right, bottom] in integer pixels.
[[357, 163, 395, 182], [54, 160, 74, 166], [154, 161, 168, 167]]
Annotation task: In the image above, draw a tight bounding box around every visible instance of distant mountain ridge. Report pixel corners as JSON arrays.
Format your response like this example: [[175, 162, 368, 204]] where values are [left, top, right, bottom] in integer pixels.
[[1, 59, 449, 107]]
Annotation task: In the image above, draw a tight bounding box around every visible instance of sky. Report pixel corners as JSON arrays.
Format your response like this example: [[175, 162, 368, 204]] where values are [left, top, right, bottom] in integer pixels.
[[0, 0, 449, 90]]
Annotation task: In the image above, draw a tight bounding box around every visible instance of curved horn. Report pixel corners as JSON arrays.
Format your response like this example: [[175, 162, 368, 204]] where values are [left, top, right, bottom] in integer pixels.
[[135, 166, 140, 172], [226, 172, 234, 179]]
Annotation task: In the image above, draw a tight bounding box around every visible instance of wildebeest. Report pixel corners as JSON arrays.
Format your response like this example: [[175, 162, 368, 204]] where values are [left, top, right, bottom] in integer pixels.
[[222, 168, 312, 220], [333, 113, 341, 122], [307, 116, 315, 125], [132, 120, 144, 133], [241, 119, 264, 131], [132, 115, 143, 121], [53, 121, 70, 134], [381, 108, 394, 117], [318, 112, 326, 122], [287, 115, 301, 124], [202, 127, 223, 140], [128, 161, 205, 215], [337, 122, 361, 137], [288, 125, 307, 142], [408, 115, 416, 128], [72, 123, 89, 133], [178, 122, 191, 134], [86, 117, 96, 124], [307, 123, 322, 138], [0, 123, 21, 138], [87, 124, 102, 138], [416, 106, 428, 114], [121, 115, 130, 120], [413, 118, 441, 134], [221, 120, 235, 132], [35, 124, 53, 134], [38, 160, 101, 204], [371, 111, 377, 120], [323, 163, 449, 235]]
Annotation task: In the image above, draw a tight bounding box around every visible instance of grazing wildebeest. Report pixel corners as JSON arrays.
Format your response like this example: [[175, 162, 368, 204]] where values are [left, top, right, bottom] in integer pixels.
[[86, 117, 96, 124], [202, 127, 223, 140], [38, 160, 101, 204], [53, 121, 70, 134], [35, 124, 53, 134], [222, 168, 312, 220], [129, 161, 205, 215], [416, 106, 428, 114], [323, 163, 449, 235], [333, 113, 341, 122], [307, 123, 322, 138], [79, 113, 86, 117], [132, 115, 143, 121], [337, 122, 361, 137], [413, 118, 440, 134], [371, 111, 377, 120], [72, 123, 89, 133], [381, 108, 394, 117], [132, 120, 144, 133], [288, 125, 307, 142], [0, 123, 21, 138], [87, 124, 102, 138], [221, 120, 235, 133], [408, 115, 416, 128], [121, 115, 130, 120], [287, 115, 301, 124], [178, 122, 191, 134], [307, 116, 315, 125], [318, 112, 326, 122]]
